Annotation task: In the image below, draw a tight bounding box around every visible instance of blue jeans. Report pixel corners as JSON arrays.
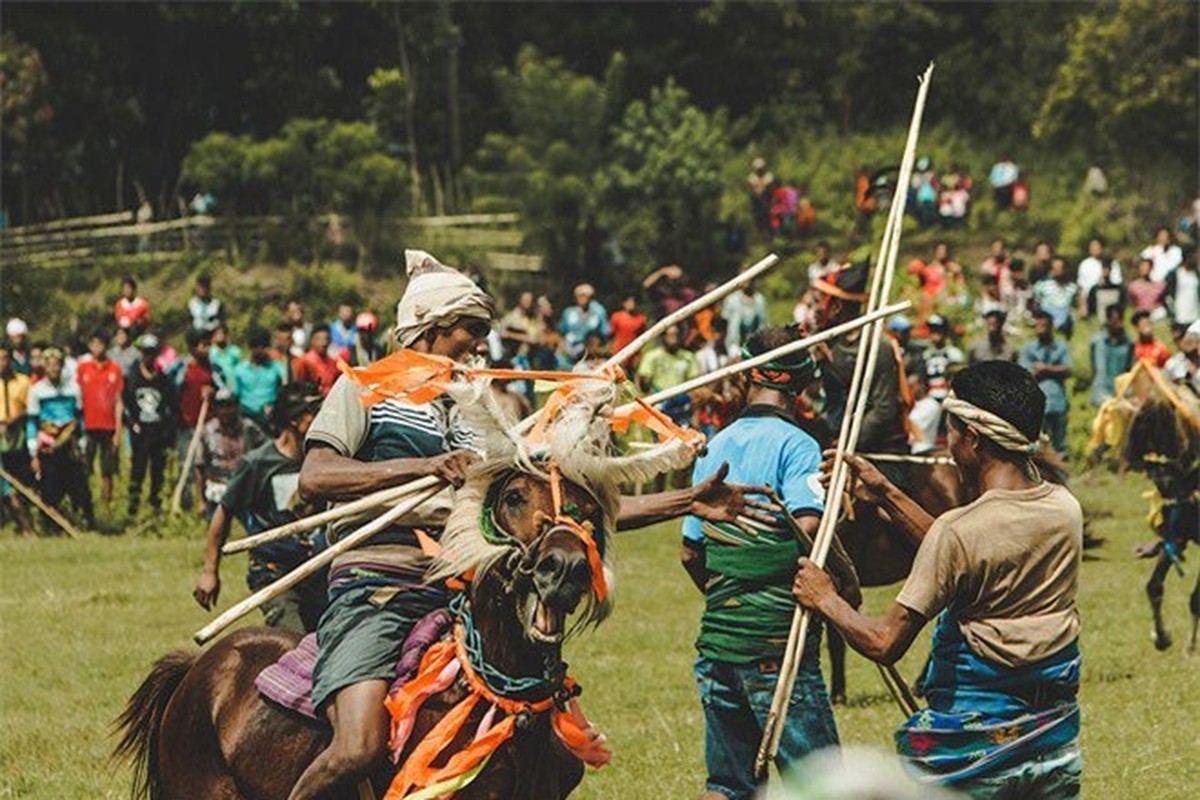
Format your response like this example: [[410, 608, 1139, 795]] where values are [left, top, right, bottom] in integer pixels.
[[956, 739, 1082, 799], [694, 656, 839, 800]]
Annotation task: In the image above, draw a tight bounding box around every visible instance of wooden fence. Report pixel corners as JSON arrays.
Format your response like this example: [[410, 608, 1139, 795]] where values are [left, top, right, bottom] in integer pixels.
[[0, 210, 541, 272]]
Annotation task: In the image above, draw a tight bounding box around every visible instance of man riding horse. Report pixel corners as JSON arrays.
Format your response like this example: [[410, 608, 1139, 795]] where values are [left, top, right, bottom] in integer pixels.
[[288, 250, 776, 799]]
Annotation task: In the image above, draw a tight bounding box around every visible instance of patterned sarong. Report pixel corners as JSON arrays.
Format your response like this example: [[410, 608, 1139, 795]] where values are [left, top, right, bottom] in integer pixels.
[[896, 612, 1081, 785]]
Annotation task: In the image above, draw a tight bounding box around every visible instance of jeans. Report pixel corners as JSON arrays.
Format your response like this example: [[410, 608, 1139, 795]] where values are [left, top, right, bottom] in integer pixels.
[[958, 739, 1082, 800], [129, 435, 168, 514], [694, 656, 839, 800], [1043, 411, 1068, 457]]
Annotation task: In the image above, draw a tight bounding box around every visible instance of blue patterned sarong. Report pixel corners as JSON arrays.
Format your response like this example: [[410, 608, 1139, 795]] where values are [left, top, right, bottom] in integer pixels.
[[895, 612, 1081, 785]]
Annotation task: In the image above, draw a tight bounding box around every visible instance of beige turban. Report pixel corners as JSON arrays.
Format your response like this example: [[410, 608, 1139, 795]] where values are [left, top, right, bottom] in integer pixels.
[[394, 250, 495, 348]]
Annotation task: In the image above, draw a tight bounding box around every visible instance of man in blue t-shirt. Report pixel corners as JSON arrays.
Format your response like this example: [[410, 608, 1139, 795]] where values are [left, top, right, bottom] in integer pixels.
[[1019, 311, 1074, 457], [230, 325, 285, 432], [681, 325, 861, 800]]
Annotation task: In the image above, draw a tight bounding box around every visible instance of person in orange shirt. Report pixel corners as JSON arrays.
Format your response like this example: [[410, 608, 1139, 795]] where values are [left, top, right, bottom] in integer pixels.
[[114, 276, 151, 333], [76, 330, 124, 507], [608, 294, 647, 356], [1132, 310, 1170, 368], [291, 324, 340, 395]]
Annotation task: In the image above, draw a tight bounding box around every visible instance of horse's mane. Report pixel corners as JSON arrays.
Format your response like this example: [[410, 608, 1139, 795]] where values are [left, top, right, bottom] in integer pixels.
[[429, 378, 693, 625], [1124, 396, 1200, 471]]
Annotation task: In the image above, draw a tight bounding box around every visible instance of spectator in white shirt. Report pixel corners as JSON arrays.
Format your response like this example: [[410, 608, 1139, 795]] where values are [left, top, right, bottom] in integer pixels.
[[1076, 237, 1122, 301], [1140, 226, 1183, 283]]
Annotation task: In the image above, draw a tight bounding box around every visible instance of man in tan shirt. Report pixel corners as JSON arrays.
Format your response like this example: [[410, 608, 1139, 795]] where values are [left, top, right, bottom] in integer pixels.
[[793, 360, 1083, 798]]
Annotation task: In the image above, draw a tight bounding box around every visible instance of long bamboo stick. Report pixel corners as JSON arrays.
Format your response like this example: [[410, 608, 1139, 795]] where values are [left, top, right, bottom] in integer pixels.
[[170, 397, 209, 514], [222, 475, 442, 554], [0, 466, 81, 538], [194, 484, 444, 644], [756, 63, 934, 778]]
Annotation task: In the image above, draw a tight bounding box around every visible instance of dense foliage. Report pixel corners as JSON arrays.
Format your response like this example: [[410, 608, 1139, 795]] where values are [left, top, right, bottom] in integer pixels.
[[3, 1, 1196, 281]]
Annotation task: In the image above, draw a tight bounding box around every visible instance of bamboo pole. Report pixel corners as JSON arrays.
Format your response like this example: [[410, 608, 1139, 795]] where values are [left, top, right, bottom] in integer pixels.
[[877, 663, 920, 716], [170, 397, 209, 515], [0, 466, 80, 538], [194, 484, 444, 644], [756, 63, 934, 778], [222, 475, 442, 554]]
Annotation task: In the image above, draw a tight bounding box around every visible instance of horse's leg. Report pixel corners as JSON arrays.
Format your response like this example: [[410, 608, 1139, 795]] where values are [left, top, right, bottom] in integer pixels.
[[1188, 569, 1200, 656], [826, 628, 846, 705], [1147, 552, 1173, 651]]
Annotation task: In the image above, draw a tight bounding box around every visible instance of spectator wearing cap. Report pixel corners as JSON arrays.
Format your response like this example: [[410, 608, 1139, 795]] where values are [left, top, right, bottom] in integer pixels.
[[558, 283, 610, 363], [968, 310, 1017, 365], [76, 329, 125, 508], [124, 334, 178, 518], [27, 346, 94, 531], [1089, 305, 1134, 407], [721, 279, 769, 352], [193, 382, 327, 632], [921, 315, 965, 401], [353, 311, 381, 365], [230, 326, 286, 432], [194, 388, 266, 519], [114, 276, 152, 334], [292, 323, 340, 396], [329, 301, 358, 361], [0, 340, 35, 534], [1131, 310, 1170, 368], [886, 314, 925, 377], [187, 274, 225, 333], [5, 319, 32, 376], [175, 328, 218, 511], [1020, 310, 1074, 456]]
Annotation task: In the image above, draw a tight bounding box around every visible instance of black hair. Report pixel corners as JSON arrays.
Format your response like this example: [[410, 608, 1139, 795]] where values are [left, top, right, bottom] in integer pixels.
[[816, 240, 831, 250], [950, 361, 1045, 444], [1131, 310, 1151, 325], [270, 382, 323, 435], [0, 339, 10, 354], [745, 325, 818, 394], [89, 328, 112, 346], [121, 275, 137, 290], [310, 323, 331, 337], [274, 321, 294, 334], [185, 327, 212, 348], [1031, 309, 1053, 324], [196, 273, 212, 289], [1104, 303, 1124, 321], [246, 325, 270, 349]]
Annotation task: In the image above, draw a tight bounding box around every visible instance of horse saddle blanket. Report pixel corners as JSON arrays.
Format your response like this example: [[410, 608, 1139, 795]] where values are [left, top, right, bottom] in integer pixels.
[[255, 608, 452, 720]]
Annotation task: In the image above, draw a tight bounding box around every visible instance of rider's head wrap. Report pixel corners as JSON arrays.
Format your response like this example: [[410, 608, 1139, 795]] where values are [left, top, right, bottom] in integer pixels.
[[394, 250, 495, 348]]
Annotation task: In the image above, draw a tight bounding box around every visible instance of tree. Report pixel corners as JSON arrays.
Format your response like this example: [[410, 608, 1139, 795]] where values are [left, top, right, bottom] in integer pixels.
[[0, 33, 53, 222], [1035, 0, 1199, 179], [599, 79, 730, 271]]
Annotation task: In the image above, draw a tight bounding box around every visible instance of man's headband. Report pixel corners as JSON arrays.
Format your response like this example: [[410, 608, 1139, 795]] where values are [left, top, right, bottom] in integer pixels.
[[943, 391, 1039, 454]]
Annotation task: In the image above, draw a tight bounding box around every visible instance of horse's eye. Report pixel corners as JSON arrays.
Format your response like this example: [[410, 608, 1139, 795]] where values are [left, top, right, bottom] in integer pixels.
[[503, 489, 524, 508]]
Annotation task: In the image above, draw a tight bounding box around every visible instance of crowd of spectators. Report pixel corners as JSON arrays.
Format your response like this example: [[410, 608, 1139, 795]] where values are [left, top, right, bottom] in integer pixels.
[[2, 213, 1198, 534]]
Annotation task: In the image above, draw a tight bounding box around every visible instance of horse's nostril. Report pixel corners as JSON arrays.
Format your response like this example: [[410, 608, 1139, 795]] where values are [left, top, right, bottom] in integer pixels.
[[567, 557, 591, 587]]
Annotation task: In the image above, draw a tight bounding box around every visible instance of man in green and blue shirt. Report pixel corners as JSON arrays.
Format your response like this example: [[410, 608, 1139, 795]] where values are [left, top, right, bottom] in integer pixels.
[[1019, 311, 1073, 457]]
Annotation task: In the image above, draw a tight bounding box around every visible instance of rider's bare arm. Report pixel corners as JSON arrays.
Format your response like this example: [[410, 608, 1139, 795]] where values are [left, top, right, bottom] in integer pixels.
[[793, 558, 926, 665], [298, 444, 476, 502], [194, 505, 233, 610], [616, 462, 780, 532]]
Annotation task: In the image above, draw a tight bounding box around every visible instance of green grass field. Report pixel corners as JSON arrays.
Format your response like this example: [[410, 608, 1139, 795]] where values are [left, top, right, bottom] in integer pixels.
[[0, 468, 1197, 799]]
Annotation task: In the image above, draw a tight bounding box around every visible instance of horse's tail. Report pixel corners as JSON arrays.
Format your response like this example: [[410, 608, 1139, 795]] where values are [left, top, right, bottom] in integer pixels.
[[113, 650, 196, 800]]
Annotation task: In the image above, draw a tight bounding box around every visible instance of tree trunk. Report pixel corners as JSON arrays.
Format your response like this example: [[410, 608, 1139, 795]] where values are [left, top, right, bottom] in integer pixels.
[[394, 5, 423, 214], [441, 0, 463, 173]]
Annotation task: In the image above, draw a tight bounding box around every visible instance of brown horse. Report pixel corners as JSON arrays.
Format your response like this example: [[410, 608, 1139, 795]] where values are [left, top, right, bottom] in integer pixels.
[[115, 468, 608, 800]]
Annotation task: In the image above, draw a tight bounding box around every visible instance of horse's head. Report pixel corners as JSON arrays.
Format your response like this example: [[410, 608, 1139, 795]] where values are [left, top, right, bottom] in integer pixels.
[[484, 469, 605, 645]]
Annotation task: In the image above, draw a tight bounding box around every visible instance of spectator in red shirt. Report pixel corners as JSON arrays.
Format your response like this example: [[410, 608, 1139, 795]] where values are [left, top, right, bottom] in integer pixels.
[[291, 324, 340, 395], [1132, 310, 1170, 368], [175, 328, 217, 511], [76, 329, 124, 507], [609, 294, 647, 357], [114, 276, 152, 334]]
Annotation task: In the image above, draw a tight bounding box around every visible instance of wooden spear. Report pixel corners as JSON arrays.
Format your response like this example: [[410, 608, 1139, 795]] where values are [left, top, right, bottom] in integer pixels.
[[194, 483, 444, 644], [0, 465, 81, 538], [755, 63, 935, 778], [170, 397, 209, 515]]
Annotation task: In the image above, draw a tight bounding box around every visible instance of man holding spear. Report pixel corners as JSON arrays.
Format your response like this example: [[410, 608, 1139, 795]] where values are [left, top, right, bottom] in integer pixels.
[[792, 360, 1084, 798]]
